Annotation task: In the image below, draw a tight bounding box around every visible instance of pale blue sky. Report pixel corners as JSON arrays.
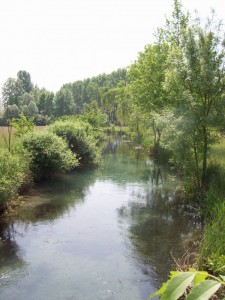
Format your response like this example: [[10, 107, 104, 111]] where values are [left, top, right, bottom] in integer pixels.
[[0, 0, 224, 93]]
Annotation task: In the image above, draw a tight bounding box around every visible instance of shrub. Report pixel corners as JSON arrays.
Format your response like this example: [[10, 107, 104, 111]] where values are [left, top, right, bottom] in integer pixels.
[[21, 131, 78, 180], [48, 120, 101, 167], [0, 149, 30, 206]]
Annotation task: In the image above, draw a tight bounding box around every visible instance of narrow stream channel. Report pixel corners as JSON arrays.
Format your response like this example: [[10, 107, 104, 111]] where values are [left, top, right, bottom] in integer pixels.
[[0, 136, 197, 300]]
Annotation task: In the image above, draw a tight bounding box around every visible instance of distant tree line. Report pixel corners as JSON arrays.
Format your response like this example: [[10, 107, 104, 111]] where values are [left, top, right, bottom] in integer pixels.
[[1, 68, 128, 126]]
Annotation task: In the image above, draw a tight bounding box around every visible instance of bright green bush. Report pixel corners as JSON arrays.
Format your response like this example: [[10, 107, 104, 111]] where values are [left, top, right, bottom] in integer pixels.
[[21, 131, 79, 180], [48, 120, 101, 167], [0, 149, 30, 205]]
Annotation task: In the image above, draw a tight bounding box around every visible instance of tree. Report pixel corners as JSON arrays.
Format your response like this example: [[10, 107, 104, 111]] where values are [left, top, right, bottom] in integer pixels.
[[157, 0, 189, 47], [128, 42, 169, 148], [27, 101, 39, 117], [101, 88, 119, 124], [17, 70, 33, 93], [3, 104, 20, 121], [2, 78, 24, 107], [164, 14, 225, 191], [115, 82, 131, 126], [37, 89, 54, 116], [54, 87, 76, 117], [19, 92, 35, 107]]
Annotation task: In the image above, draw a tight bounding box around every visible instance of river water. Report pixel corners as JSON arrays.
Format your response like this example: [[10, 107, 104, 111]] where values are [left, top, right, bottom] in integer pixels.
[[0, 137, 197, 300]]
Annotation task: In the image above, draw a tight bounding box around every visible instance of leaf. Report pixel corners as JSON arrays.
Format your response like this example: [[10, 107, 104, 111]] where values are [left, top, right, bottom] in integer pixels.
[[219, 275, 225, 281], [149, 271, 180, 299], [186, 280, 221, 300], [193, 271, 208, 286], [149, 282, 168, 299], [161, 272, 196, 300]]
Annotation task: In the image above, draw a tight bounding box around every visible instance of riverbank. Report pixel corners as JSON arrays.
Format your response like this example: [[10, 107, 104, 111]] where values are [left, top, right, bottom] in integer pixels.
[[0, 136, 198, 299], [0, 118, 101, 215]]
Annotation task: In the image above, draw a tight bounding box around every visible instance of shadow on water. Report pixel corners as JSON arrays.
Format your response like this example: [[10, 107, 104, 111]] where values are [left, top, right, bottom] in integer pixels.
[[13, 169, 97, 223]]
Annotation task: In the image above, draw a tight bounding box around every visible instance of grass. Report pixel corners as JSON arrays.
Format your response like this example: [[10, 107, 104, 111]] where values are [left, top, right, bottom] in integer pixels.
[[0, 126, 46, 149], [197, 137, 225, 275], [200, 201, 225, 275], [209, 138, 225, 166]]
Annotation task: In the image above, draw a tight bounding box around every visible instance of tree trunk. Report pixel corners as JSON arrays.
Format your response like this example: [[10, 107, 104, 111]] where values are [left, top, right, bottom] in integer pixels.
[[201, 126, 208, 191], [193, 140, 201, 190], [152, 118, 157, 146]]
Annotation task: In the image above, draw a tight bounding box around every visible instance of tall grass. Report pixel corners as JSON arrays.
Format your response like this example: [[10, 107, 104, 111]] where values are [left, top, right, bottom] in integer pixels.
[[200, 201, 225, 275], [0, 126, 46, 149], [197, 138, 225, 274]]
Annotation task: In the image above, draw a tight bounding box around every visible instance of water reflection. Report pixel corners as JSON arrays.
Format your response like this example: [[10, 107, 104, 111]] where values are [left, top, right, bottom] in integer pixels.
[[0, 136, 198, 299], [103, 137, 197, 283], [0, 222, 28, 287], [12, 169, 97, 224]]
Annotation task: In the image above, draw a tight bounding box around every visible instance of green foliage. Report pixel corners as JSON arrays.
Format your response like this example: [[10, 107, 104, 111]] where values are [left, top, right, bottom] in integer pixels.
[[129, 43, 169, 111], [3, 104, 20, 121], [10, 114, 35, 137], [205, 255, 225, 276], [17, 70, 33, 93], [48, 120, 101, 167], [0, 149, 30, 205], [37, 89, 54, 116], [80, 100, 107, 130], [54, 86, 76, 117], [150, 269, 224, 300], [2, 77, 24, 107], [18, 92, 35, 107], [200, 201, 225, 274], [21, 131, 78, 180], [27, 100, 39, 117], [63, 68, 128, 117]]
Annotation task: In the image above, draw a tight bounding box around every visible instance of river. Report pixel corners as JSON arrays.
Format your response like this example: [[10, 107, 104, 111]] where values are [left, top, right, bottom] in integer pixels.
[[0, 136, 197, 300]]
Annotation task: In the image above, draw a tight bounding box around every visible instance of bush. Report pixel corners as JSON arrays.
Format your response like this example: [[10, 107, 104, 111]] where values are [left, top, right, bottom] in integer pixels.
[[48, 120, 101, 167], [21, 131, 78, 180], [0, 149, 30, 206]]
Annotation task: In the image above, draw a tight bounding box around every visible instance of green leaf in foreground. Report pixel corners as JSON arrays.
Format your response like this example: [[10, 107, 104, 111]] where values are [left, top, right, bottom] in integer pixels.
[[161, 272, 195, 300], [220, 275, 225, 281], [149, 282, 168, 299], [186, 280, 221, 300], [193, 271, 208, 286], [149, 271, 180, 299]]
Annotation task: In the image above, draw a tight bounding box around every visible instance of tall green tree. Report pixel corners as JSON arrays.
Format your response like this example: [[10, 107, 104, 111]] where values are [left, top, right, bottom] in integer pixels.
[[54, 87, 76, 117], [2, 78, 24, 107], [3, 104, 20, 121], [128, 42, 169, 147], [19, 92, 35, 107], [164, 15, 225, 191], [17, 70, 33, 93], [37, 89, 54, 116], [27, 101, 39, 117]]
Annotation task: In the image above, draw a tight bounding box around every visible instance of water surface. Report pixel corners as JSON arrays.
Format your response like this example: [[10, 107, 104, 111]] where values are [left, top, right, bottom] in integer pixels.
[[0, 137, 196, 299]]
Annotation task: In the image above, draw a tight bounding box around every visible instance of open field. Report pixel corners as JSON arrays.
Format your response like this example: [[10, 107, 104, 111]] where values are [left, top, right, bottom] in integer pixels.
[[0, 126, 46, 149]]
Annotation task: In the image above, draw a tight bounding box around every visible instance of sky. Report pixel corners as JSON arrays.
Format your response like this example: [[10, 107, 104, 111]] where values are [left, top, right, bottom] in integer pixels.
[[0, 0, 225, 94]]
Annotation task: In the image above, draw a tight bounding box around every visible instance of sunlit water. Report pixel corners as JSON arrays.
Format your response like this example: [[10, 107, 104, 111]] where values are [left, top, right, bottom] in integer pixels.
[[0, 137, 197, 300]]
